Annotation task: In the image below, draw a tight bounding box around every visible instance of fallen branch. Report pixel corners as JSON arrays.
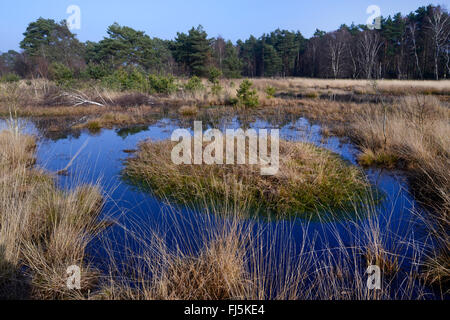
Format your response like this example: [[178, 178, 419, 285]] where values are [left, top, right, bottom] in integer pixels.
[[59, 90, 105, 107]]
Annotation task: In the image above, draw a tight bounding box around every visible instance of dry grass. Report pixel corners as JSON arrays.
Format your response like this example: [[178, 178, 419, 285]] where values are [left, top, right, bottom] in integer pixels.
[[251, 78, 450, 96], [339, 94, 449, 288], [92, 192, 429, 300], [0, 130, 36, 170], [3, 78, 448, 115], [178, 105, 199, 117], [357, 148, 399, 168], [150, 231, 251, 300], [2, 79, 448, 131], [0, 128, 105, 299], [72, 108, 159, 131], [347, 94, 448, 185]]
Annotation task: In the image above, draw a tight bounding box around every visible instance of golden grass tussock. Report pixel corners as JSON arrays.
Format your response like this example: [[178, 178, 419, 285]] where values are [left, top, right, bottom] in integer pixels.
[[362, 226, 400, 276], [0, 129, 104, 299], [0, 130, 36, 170], [124, 139, 369, 218], [178, 105, 199, 117], [72, 107, 158, 131], [153, 234, 250, 300], [357, 148, 399, 168], [95, 211, 308, 300]]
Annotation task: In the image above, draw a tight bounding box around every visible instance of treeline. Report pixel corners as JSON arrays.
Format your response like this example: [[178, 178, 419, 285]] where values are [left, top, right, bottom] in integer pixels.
[[0, 4, 449, 82]]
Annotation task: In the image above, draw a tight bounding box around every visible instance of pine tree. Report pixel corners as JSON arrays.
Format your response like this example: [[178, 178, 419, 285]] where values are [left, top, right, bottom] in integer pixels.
[[173, 25, 212, 76], [262, 44, 282, 77], [222, 41, 242, 78]]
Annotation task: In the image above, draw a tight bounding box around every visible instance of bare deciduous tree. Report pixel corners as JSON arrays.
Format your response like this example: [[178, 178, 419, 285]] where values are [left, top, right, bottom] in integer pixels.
[[407, 22, 423, 79], [427, 6, 450, 80], [325, 30, 348, 78], [347, 38, 359, 79], [213, 36, 226, 70], [357, 31, 383, 79], [445, 41, 450, 78]]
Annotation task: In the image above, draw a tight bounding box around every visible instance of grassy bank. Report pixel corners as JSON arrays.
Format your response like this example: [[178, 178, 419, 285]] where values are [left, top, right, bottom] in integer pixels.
[[340, 95, 449, 213], [1, 78, 449, 133], [251, 78, 450, 96], [2, 78, 449, 113]]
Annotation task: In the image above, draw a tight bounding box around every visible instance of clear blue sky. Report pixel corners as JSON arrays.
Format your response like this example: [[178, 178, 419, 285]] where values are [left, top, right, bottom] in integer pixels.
[[0, 0, 446, 52]]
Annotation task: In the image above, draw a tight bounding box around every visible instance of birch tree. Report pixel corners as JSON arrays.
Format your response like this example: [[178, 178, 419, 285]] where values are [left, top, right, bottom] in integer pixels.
[[325, 30, 348, 78], [427, 6, 450, 80], [407, 22, 423, 79], [357, 31, 383, 79]]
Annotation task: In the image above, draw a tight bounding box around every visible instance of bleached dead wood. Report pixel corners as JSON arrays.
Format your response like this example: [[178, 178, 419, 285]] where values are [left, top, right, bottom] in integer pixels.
[[59, 90, 105, 107]]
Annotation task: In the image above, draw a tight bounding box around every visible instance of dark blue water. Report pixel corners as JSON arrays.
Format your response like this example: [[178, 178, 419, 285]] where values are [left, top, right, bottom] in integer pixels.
[[0, 117, 434, 297]]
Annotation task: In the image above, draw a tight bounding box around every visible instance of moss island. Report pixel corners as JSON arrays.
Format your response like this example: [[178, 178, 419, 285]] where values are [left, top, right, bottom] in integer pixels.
[[124, 139, 370, 218]]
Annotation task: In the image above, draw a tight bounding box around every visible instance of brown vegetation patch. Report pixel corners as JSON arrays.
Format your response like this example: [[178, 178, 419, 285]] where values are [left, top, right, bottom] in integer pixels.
[[124, 139, 369, 217], [0, 129, 105, 299]]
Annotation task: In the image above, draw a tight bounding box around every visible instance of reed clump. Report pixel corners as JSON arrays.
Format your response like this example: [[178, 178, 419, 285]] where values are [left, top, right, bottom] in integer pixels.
[[347, 95, 449, 204], [178, 105, 199, 117], [0, 129, 104, 299], [92, 194, 429, 300], [344, 94, 449, 289], [73, 109, 158, 131]]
